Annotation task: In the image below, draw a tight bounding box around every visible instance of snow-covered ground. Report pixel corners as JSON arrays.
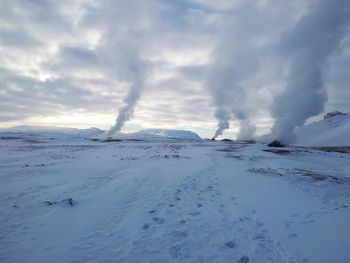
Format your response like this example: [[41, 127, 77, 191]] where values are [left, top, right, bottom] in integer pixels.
[[1, 133, 350, 263]]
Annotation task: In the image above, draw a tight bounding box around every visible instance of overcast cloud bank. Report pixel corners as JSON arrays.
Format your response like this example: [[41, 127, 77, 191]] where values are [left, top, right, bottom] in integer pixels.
[[0, 0, 349, 140]]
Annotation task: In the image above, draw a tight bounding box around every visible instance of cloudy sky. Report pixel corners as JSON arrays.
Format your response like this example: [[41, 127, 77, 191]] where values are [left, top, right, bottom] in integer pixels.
[[1, 0, 349, 139]]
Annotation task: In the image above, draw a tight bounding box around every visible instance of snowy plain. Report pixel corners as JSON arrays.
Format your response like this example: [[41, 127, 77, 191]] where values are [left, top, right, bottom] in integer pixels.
[[0, 131, 350, 263]]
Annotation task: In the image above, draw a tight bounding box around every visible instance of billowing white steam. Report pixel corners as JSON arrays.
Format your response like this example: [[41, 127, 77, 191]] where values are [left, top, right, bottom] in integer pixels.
[[208, 8, 259, 140], [106, 44, 149, 136], [95, 0, 154, 137], [271, 0, 350, 144], [107, 77, 144, 136]]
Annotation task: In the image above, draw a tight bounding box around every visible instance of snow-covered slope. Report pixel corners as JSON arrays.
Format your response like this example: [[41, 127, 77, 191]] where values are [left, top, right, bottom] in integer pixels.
[[295, 112, 350, 147]]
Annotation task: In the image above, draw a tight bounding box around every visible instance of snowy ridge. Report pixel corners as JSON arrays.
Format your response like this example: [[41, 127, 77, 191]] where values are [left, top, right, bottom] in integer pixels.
[[295, 112, 350, 147]]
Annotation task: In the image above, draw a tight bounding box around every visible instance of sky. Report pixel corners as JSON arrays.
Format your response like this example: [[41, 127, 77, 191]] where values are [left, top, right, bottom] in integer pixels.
[[0, 0, 349, 139]]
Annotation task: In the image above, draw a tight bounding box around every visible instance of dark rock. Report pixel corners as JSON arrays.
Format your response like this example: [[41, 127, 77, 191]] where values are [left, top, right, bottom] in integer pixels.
[[267, 140, 285, 147], [263, 149, 290, 155], [103, 138, 122, 142], [241, 140, 256, 144], [323, 111, 346, 120], [67, 197, 74, 206], [45, 200, 57, 206], [46, 198, 75, 207]]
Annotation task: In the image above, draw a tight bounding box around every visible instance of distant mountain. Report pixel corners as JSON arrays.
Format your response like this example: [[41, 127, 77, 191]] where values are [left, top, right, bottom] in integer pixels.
[[295, 111, 350, 147], [2, 126, 103, 137], [137, 129, 201, 140], [1, 126, 201, 141], [94, 129, 202, 141]]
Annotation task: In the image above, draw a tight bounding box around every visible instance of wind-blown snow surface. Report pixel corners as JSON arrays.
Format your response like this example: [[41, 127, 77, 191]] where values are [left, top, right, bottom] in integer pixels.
[[1, 133, 350, 262]]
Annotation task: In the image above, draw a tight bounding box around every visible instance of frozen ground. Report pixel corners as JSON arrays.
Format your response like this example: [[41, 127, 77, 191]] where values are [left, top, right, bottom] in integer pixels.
[[1, 133, 350, 263]]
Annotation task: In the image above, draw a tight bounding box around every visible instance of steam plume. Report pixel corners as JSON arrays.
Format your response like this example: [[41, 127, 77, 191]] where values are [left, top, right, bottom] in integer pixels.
[[95, 0, 154, 137], [105, 41, 149, 136], [212, 108, 230, 139], [271, 0, 350, 143], [208, 6, 259, 139], [107, 77, 144, 136], [236, 119, 256, 140]]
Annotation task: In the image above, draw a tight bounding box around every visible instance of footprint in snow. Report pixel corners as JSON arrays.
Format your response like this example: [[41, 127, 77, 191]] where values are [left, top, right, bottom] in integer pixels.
[[169, 245, 181, 258], [172, 231, 188, 237], [225, 241, 237, 249], [252, 233, 265, 241], [255, 221, 264, 227], [152, 217, 165, 224], [301, 219, 314, 224], [239, 216, 250, 222], [284, 221, 294, 229], [189, 211, 200, 216], [288, 233, 298, 239], [238, 255, 250, 263]]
